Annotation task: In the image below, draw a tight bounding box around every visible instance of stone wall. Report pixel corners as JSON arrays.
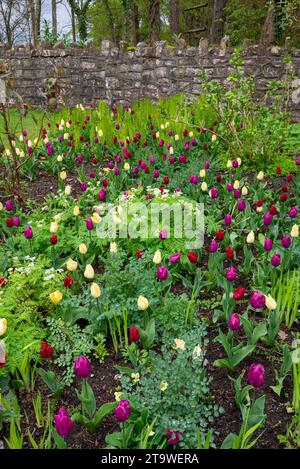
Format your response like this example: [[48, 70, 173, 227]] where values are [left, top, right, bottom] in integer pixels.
[[0, 39, 300, 119]]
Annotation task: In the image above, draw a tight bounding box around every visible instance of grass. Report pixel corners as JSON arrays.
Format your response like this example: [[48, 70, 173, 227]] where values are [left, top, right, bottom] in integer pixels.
[[0, 109, 51, 144]]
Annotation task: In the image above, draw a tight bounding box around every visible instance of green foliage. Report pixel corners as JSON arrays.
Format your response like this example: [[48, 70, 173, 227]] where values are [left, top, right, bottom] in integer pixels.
[[272, 270, 300, 329], [121, 326, 223, 448], [46, 318, 94, 385], [225, 0, 268, 46]]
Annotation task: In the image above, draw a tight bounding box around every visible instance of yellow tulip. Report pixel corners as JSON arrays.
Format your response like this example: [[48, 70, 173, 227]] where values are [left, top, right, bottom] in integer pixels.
[[65, 185, 72, 196], [49, 291, 63, 303], [50, 221, 58, 233], [153, 250, 162, 264], [257, 171, 264, 181], [291, 224, 299, 238], [66, 259, 78, 272], [199, 169, 206, 178], [84, 264, 95, 280], [201, 182, 208, 192], [247, 231, 255, 244], [60, 170, 67, 180], [0, 319, 7, 336], [79, 243, 87, 255], [91, 282, 101, 298], [110, 242, 118, 253], [92, 212, 101, 224], [265, 295, 277, 311], [137, 296, 149, 311], [73, 205, 80, 216]]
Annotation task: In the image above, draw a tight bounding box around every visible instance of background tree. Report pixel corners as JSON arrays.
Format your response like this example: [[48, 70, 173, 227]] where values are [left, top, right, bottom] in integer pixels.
[[52, 0, 57, 36], [67, 0, 93, 42], [169, 0, 180, 36], [148, 0, 161, 43], [0, 0, 30, 47], [211, 0, 228, 43]]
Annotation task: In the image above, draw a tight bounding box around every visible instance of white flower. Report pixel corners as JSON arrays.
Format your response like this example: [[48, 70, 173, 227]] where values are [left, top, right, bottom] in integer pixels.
[[153, 250, 162, 264], [247, 231, 255, 244]]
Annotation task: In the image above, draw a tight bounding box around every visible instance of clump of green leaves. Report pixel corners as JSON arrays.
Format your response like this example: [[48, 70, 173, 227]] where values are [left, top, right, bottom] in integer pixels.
[[121, 326, 223, 448], [46, 318, 93, 385]]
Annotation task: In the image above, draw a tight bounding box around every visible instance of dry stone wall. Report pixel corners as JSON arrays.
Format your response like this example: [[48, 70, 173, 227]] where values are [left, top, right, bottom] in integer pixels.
[[0, 39, 300, 119]]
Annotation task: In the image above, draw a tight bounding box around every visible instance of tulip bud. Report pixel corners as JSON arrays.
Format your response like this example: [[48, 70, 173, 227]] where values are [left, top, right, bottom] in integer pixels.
[[49, 290, 63, 303], [228, 313, 240, 331], [0, 319, 7, 336], [60, 170, 67, 180], [91, 212, 101, 224], [153, 250, 162, 264], [129, 327, 140, 343], [242, 186, 248, 196], [291, 224, 299, 238], [54, 408, 74, 437], [264, 294, 277, 310], [201, 182, 208, 192], [247, 231, 255, 244], [233, 180, 240, 190], [227, 160, 232, 168], [248, 363, 265, 388], [66, 259, 78, 272], [91, 282, 101, 298], [84, 264, 94, 280], [79, 243, 87, 255], [257, 171, 264, 181], [74, 356, 91, 378], [199, 169, 206, 178], [115, 400, 131, 422], [73, 205, 80, 216], [50, 221, 58, 233], [65, 185, 72, 196], [137, 296, 149, 311]]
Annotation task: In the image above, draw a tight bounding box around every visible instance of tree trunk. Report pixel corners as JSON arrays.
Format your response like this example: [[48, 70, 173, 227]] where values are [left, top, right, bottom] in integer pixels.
[[71, 7, 76, 42], [52, 0, 57, 36], [103, 0, 116, 43], [169, 0, 180, 36], [211, 0, 227, 43], [148, 0, 161, 43], [36, 0, 42, 39], [260, 3, 276, 46], [132, 2, 139, 44], [28, 0, 38, 45]]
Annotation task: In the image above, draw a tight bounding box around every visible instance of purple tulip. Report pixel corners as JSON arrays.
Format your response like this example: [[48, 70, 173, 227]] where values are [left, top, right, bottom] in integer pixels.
[[80, 181, 87, 192], [234, 189, 241, 199], [156, 265, 169, 281], [94, 136, 99, 144], [5, 200, 14, 211], [249, 291, 266, 309], [54, 408, 74, 437], [227, 183, 233, 192], [133, 166, 139, 175], [296, 157, 300, 166], [189, 175, 199, 185], [169, 157, 175, 164], [24, 225, 33, 239], [226, 267, 237, 282], [108, 161, 114, 170], [86, 218, 94, 231], [232, 159, 239, 168], [149, 155, 155, 164], [210, 187, 218, 199], [224, 214, 232, 226], [209, 240, 219, 253], [263, 213, 273, 226], [228, 313, 240, 331], [281, 236, 291, 248], [185, 142, 190, 151], [159, 139, 164, 148], [264, 238, 273, 252], [237, 199, 246, 212], [115, 155, 121, 165], [159, 229, 168, 240], [98, 189, 106, 202], [248, 363, 265, 388], [169, 253, 181, 264], [289, 207, 298, 218], [12, 215, 20, 227], [115, 400, 131, 422], [28, 146, 33, 154], [74, 356, 91, 379], [204, 161, 210, 169], [114, 167, 120, 176], [77, 155, 84, 164], [153, 169, 160, 179], [271, 253, 281, 267]]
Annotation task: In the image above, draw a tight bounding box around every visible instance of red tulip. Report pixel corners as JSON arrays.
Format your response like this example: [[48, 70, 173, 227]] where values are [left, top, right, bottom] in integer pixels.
[[129, 326, 140, 343], [187, 251, 198, 264]]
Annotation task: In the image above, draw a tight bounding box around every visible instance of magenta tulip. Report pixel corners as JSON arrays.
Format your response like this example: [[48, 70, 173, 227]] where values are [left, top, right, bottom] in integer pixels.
[[157, 265, 169, 281], [54, 408, 74, 437], [228, 313, 240, 331], [249, 291, 266, 309], [74, 356, 91, 378], [115, 399, 131, 422], [248, 363, 265, 388]]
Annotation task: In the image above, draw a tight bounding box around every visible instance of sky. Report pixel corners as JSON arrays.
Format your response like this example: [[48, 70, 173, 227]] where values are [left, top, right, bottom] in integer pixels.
[[43, 0, 72, 36]]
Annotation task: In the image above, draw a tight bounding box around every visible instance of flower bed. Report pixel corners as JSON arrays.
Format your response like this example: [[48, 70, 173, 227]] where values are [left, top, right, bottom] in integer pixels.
[[0, 100, 300, 450]]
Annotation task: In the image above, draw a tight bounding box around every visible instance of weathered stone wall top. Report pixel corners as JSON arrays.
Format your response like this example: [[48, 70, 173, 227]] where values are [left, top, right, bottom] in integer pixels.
[[0, 39, 300, 119]]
